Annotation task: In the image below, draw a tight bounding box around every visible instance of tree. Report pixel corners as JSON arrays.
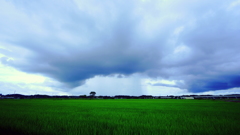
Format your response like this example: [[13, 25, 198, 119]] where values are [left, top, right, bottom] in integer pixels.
[[89, 91, 96, 97]]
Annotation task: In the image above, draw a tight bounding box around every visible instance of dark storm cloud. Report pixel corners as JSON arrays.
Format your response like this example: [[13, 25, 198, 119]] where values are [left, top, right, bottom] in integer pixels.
[[187, 74, 240, 92], [174, 4, 240, 92], [1, 0, 240, 92], [0, 0, 161, 87]]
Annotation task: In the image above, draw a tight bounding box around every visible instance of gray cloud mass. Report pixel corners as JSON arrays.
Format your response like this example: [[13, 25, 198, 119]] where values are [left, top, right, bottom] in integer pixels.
[[0, 0, 240, 93]]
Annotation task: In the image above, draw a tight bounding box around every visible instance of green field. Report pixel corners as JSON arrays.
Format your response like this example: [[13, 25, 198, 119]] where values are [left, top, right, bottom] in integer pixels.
[[0, 99, 239, 135]]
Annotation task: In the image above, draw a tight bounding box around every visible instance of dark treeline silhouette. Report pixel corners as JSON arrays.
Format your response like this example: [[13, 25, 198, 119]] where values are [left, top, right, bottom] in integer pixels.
[[0, 93, 240, 99]]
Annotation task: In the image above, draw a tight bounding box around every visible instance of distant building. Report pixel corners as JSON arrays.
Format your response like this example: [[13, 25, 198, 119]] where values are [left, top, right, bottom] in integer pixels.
[[159, 96, 172, 99], [114, 95, 131, 99], [182, 97, 194, 99], [139, 95, 153, 99]]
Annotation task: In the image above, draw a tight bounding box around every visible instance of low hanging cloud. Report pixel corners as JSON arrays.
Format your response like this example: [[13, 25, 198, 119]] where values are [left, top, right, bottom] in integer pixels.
[[0, 0, 240, 93]]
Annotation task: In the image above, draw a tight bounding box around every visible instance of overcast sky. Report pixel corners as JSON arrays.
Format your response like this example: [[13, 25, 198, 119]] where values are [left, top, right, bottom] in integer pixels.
[[0, 0, 240, 96]]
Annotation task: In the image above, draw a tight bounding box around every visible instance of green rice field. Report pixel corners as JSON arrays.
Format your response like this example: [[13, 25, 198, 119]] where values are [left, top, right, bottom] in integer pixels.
[[0, 99, 240, 135]]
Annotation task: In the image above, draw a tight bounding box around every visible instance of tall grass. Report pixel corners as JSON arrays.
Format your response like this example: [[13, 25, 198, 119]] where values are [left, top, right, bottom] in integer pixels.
[[0, 99, 239, 135]]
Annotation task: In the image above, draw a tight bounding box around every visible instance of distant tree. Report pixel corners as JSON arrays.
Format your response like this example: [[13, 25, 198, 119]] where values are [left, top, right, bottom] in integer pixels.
[[79, 95, 87, 98], [90, 91, 96, 98]]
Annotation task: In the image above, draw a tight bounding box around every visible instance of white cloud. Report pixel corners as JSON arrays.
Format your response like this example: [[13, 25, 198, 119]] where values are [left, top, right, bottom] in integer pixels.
[[142, 85, 188, 96], [228, 0, 240, 9], [0, 62, 67, 95], [144, 78, 176, 85], [0, 64, 44, 84]]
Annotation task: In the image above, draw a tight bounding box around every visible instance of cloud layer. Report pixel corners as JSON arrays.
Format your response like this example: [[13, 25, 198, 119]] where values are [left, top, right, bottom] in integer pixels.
[[0, 0, 240, 93]]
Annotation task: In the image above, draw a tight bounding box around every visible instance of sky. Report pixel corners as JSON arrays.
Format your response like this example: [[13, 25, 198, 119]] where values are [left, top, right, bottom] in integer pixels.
[[0, 0, 240, 96]]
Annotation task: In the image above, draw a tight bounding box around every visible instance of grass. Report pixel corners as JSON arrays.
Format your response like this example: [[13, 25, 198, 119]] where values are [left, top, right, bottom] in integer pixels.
[[0, 99, 240, 135]]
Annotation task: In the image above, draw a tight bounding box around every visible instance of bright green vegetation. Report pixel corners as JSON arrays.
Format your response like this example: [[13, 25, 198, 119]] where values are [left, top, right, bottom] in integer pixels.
[[0, 99, 239, 135]]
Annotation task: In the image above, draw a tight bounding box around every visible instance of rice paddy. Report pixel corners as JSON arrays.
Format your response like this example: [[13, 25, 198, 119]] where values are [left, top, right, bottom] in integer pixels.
[[0, 99, 239, 135]]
